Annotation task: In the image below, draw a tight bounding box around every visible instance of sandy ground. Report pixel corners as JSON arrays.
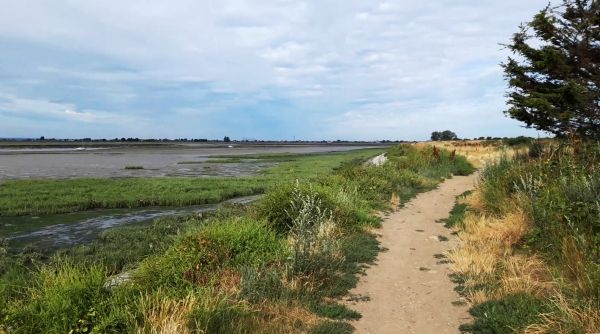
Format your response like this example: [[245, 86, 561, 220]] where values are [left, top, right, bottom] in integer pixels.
[[346, 173, 478, 334]]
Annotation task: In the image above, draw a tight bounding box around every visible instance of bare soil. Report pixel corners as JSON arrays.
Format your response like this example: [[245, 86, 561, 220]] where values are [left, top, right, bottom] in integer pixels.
[[346, 173, 478, 334]]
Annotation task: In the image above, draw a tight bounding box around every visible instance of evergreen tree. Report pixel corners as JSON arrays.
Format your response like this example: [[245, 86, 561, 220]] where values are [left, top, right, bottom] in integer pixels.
[[503, 0, 600, 138]]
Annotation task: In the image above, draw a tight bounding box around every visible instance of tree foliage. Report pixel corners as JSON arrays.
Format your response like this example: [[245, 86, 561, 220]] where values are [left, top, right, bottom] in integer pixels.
[[431, 130, 458, 141], [503, 0, 600, 138]]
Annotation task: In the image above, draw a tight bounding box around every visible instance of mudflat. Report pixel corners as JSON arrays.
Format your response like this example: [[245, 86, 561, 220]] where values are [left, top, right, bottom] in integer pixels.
[[0, 143, 380, 179]]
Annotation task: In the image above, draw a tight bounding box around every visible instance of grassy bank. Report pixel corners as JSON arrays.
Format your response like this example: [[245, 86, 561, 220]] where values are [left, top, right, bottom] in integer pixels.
[[0, 144, 474, 333], [0, 149, 384, 216], [447, 141, 600, 333]]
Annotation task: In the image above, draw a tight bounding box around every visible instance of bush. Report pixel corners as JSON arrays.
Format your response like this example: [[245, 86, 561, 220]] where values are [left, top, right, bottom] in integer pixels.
[[136, 218, 285, 291], [253, 182, 338, 234], [504, 136, 533, 146]]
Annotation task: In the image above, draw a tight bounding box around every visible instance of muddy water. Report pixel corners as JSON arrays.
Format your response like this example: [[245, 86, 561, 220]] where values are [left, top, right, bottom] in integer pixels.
[[0, 143, 378, 179], [1, 195, 260, 249]]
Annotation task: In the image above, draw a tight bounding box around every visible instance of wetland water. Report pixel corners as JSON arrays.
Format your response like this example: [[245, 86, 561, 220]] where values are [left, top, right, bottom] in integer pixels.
[[0, 143, 376, 179], [1, 195, 260, 250], [0, 143, 381, 249]]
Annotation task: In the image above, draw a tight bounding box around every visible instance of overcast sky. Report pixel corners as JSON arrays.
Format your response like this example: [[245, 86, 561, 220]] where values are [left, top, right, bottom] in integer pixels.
[[0, 1, 548, 140]]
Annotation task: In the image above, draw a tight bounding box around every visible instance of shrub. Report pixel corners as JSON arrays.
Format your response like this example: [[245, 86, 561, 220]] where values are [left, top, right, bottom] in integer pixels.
[[286, 184, 342, 279], [504, 136, 533, 147], [136, 218, 285, 291]]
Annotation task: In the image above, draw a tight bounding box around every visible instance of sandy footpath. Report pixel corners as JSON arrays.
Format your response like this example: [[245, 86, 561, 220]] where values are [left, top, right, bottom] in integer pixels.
[[346, 173, 478, 334]]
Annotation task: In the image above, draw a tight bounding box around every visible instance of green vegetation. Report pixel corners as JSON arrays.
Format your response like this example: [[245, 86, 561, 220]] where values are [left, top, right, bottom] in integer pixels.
[[0, 145, 474, 333], [430, 130, 458, 141], [0, 148, 383, 216], [438, 191, 471, 228], [176, 161, 205, 164], [204, 158, 246, 163], [460, 293, 550, 333], [502, 136, 532, 147], [124, 165, 144, 170], [503, 0, 600, 138], [450, 141, 600, 333]]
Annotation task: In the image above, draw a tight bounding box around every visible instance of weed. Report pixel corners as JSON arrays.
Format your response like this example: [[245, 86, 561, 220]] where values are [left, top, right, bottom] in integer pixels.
[[124, 165, 144, 170], [309, 321, 355, 334], [460, 293, 549, 334]]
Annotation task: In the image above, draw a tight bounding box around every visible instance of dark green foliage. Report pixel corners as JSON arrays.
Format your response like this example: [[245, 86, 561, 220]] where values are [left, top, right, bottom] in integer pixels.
[[503, 136, 533, 146], [460, 293, 549, 334], [253, 182, 339, 234], [431, 130, 458, 141], [309, 321, 355, 334], [310, 303, 361, 320], [503, 0, 600, 138], [439, 191, 471, 228]]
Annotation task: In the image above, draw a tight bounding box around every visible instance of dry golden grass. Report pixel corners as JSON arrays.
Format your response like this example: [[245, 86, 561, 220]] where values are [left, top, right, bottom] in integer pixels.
[[524, 294, 600, 334], [499, 255, 555, 298], [414, 140, 521, 168], [448, 209, 536, 304], [389, 192, 400, 208], [253, 301, 321, 333], [215, 269, 242, 294], [457, 210, 529, 249], [135, 292, 198, 334], [462, 190, 486, 213]]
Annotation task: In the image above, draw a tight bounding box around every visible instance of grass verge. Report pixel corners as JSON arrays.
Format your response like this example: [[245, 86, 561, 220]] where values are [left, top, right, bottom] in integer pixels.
[[448, 141, 600, 333]]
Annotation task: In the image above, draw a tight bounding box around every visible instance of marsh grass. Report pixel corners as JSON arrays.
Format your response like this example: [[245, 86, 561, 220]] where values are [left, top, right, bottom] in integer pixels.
[[0, 148, 384, 216], [124, 165, 144, 170]]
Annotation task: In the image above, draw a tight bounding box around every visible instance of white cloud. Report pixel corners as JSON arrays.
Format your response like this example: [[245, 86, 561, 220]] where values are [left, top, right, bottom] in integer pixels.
[[0, 93, 138, 124], [0, 0, 550, 139]]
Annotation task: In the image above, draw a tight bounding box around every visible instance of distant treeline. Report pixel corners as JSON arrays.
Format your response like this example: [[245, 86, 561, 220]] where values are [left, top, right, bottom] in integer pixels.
[[0, 137, 410, 144]]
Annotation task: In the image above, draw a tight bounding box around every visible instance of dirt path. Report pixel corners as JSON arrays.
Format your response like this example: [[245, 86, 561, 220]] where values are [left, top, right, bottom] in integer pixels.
[[346, 173, 478, 334]]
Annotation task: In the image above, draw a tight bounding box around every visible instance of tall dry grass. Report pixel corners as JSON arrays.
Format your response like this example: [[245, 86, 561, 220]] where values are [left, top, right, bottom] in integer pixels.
[[415, 140, 522, 168], [448, 206, 541, 304]]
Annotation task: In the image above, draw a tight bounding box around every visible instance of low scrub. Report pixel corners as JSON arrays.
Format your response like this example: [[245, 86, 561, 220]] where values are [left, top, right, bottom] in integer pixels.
[[449, 141, 600, 333]]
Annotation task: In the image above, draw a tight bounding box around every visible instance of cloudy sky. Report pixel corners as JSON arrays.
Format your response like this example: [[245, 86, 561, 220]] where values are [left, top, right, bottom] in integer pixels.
[[0, 0, 547, 140]]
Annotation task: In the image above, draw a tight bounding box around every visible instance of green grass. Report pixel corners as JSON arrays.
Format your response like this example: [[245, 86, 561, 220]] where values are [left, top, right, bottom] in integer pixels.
[[438, 191, 471, 228], [309, 321, 355, 334], [0, 148, 385, 216], [460, 293, 549, 333], [176, 160, 205, 164], [204, 158, 246, 163], [0, 177, 266, 216]]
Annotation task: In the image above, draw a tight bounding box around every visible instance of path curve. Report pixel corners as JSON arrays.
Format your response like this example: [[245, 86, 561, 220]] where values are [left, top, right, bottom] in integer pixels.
[[346, 173, 478, 334]]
